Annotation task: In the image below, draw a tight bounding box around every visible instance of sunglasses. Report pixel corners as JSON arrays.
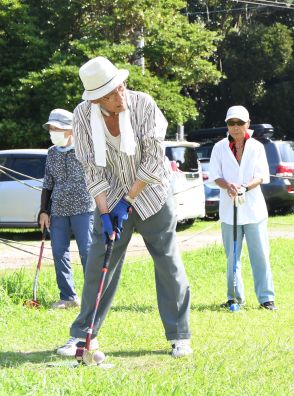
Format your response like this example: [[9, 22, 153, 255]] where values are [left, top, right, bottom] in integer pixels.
[[227, 120, 246, 126]]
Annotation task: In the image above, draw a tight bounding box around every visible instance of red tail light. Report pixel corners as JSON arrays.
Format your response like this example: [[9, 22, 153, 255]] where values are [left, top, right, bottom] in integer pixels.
[[276, 165, 293, 177]]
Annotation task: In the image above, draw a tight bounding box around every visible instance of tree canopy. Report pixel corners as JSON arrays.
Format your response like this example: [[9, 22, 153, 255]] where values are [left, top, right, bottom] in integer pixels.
[[0, 0, 293, 148]]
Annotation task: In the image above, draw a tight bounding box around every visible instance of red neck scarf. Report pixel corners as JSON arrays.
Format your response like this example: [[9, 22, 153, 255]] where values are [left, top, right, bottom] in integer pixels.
[[229, 132, 250, 161]]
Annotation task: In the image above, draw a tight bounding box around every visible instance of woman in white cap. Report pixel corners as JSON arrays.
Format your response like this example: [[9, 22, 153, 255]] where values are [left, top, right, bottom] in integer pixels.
[[39, 108, 95, 309], [56, 56, 192, 359], [209, 105, 277, 310]]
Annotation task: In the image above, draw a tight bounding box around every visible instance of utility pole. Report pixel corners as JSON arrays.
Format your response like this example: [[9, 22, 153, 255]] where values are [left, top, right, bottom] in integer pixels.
[[135, 27, 145, 74]]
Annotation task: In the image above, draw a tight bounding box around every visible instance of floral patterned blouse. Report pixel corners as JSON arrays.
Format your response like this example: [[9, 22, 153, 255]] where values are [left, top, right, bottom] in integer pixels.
[[43, 146, 95, 216]]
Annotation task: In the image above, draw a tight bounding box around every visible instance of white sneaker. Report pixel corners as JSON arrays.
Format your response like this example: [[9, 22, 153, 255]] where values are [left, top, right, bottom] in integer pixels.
[[56, 337, 98, 357], [52, 298, 81, 309], [171, 339, 193, 358]]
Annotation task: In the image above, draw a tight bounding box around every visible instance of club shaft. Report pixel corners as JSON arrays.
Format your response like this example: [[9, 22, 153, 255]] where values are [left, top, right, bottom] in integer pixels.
[[86, 239, 114, 350], [233, 203, 237, 301], [32, 228, 47, 301]]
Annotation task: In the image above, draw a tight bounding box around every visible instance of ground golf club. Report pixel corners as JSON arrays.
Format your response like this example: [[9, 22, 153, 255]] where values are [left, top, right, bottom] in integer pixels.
[[230, 201, 240, 312], [24, 227, 47, 308], [75, 236, 115, 366]]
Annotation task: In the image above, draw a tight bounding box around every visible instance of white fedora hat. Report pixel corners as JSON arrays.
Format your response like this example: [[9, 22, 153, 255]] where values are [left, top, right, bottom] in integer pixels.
[[79, 56, 129, 101]]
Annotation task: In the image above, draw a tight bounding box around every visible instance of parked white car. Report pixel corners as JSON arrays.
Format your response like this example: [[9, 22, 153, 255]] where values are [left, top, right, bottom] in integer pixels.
[[0, 145, 205, 228], [164, 141, 205, 223], [0, 149, 47, 228]]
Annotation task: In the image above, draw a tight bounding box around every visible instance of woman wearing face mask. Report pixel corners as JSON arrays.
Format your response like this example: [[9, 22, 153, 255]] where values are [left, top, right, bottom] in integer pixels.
[[39, 108, 95, 309]]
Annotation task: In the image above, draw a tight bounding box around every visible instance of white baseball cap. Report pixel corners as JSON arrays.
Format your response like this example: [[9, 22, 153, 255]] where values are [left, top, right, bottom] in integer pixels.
[[225, 106, 250, 122], [79, 56, 129, 101]]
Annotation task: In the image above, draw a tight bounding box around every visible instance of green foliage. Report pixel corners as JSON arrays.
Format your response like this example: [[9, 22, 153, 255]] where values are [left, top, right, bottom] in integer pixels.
[[0, 0, 221, 148], [1, 1, 294, 147], [223, 23, 292, 88], [218, 23, 293, 134], [0, 0, 48, 83], [127, 65, 197, 129], [185, 1, 294, 138]]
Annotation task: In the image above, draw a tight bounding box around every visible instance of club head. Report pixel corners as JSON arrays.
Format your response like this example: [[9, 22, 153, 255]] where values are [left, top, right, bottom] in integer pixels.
[[24, 299, 40, 308], [230, 303, 240, 312], [75, 346, 96, 366]]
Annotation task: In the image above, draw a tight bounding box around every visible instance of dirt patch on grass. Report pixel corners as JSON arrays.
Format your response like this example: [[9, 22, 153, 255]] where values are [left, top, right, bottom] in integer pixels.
[[0, 224, 293, 270]]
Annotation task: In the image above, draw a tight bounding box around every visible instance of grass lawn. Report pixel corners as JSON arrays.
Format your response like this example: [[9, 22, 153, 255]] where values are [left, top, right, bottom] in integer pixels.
[[0, 230, 293, 396]]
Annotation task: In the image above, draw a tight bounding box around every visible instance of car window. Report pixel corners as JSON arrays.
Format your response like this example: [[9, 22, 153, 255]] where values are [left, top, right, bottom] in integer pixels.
[[199, 160, 210, 172], [0, 156, 46, 182], [0, 156, 9, 181], [195, 144, 214, 159], [0, 157, 6, 166], [165, 146, 199, 172], [262, 141, 280, 170], [276, 142, 294, 162]]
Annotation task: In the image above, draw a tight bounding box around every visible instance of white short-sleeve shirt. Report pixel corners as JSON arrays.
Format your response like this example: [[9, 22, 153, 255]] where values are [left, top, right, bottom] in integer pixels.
[[209, 137, 269, 225]]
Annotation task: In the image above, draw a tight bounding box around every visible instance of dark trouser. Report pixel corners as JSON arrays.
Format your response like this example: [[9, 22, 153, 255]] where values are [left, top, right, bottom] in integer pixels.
[[70, 193, 191, 341]]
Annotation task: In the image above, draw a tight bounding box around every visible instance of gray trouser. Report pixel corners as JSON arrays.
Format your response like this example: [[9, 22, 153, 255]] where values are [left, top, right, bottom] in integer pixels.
[[70, 193, 191, 341]]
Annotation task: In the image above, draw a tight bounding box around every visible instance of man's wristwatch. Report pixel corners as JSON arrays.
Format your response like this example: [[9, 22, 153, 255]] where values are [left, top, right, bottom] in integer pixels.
[[124, 195, 135, 205], [241, 184, 249, 192]]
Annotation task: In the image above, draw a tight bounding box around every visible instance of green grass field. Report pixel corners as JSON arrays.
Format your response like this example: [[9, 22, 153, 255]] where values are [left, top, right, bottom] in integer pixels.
[[0, 227, 293, 395]]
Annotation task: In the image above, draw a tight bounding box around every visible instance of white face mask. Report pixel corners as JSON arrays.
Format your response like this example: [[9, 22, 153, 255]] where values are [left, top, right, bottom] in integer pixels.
[[50, 131, 69, 147]]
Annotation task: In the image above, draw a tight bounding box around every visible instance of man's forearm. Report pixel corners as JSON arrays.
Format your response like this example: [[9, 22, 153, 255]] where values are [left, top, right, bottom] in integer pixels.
[[95, 180, 147, 211], [127, 179, 147, 200], [95, 191, 109, 214]]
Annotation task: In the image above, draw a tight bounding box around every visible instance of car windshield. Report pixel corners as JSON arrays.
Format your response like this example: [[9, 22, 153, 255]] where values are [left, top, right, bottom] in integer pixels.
[[277, 142, 294, 162], [0, 156, 46, 182], [165, 146, 199, 172]]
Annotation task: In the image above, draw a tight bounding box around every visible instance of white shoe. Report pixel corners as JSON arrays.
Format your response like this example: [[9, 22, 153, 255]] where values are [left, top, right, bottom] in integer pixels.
[[56, 337, 98, 357], [52, 298, 81, 309], [171, 339, 193, 358]]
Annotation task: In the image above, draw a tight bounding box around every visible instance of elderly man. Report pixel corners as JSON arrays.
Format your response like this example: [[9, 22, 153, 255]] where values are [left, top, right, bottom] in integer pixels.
[[57, 56, 192, 359], [209, 105, 277, 310]]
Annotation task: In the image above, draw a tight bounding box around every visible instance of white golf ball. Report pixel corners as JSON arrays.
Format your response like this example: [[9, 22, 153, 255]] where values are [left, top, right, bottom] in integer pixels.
[[93, 350, 105, 364]]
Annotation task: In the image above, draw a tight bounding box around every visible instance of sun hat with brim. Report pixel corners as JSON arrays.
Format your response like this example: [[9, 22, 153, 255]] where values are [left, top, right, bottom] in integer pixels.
[[43, 108, 73, 131], [79, 56, 129, 101], [225, 105, 250, 123]]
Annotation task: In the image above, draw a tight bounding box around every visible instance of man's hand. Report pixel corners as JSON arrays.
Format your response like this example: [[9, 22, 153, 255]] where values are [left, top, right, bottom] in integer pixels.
[[100, 213, 117, 242], [110, 198, 131, 232]]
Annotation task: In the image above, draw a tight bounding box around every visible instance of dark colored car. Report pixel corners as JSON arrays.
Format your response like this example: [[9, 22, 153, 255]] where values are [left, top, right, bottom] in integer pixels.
[[188, 124, 294, 215], [260, 139, 294, 213]]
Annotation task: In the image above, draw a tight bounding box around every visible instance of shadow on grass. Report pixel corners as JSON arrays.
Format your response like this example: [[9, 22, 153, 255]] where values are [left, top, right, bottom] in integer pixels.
[[112, 303, 244, 313], [111, 304, 155, 313], [107, 349, 168, 358], [0, 230, 41, 241], [191, 303, 260, 312], [191, 303, 222, 312], [0, 350, 58, 367], [0, 349, 168, 367]]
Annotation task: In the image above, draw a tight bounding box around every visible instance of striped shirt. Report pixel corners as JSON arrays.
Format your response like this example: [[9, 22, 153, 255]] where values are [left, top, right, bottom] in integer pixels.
[[73, 90, 172, 220]]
